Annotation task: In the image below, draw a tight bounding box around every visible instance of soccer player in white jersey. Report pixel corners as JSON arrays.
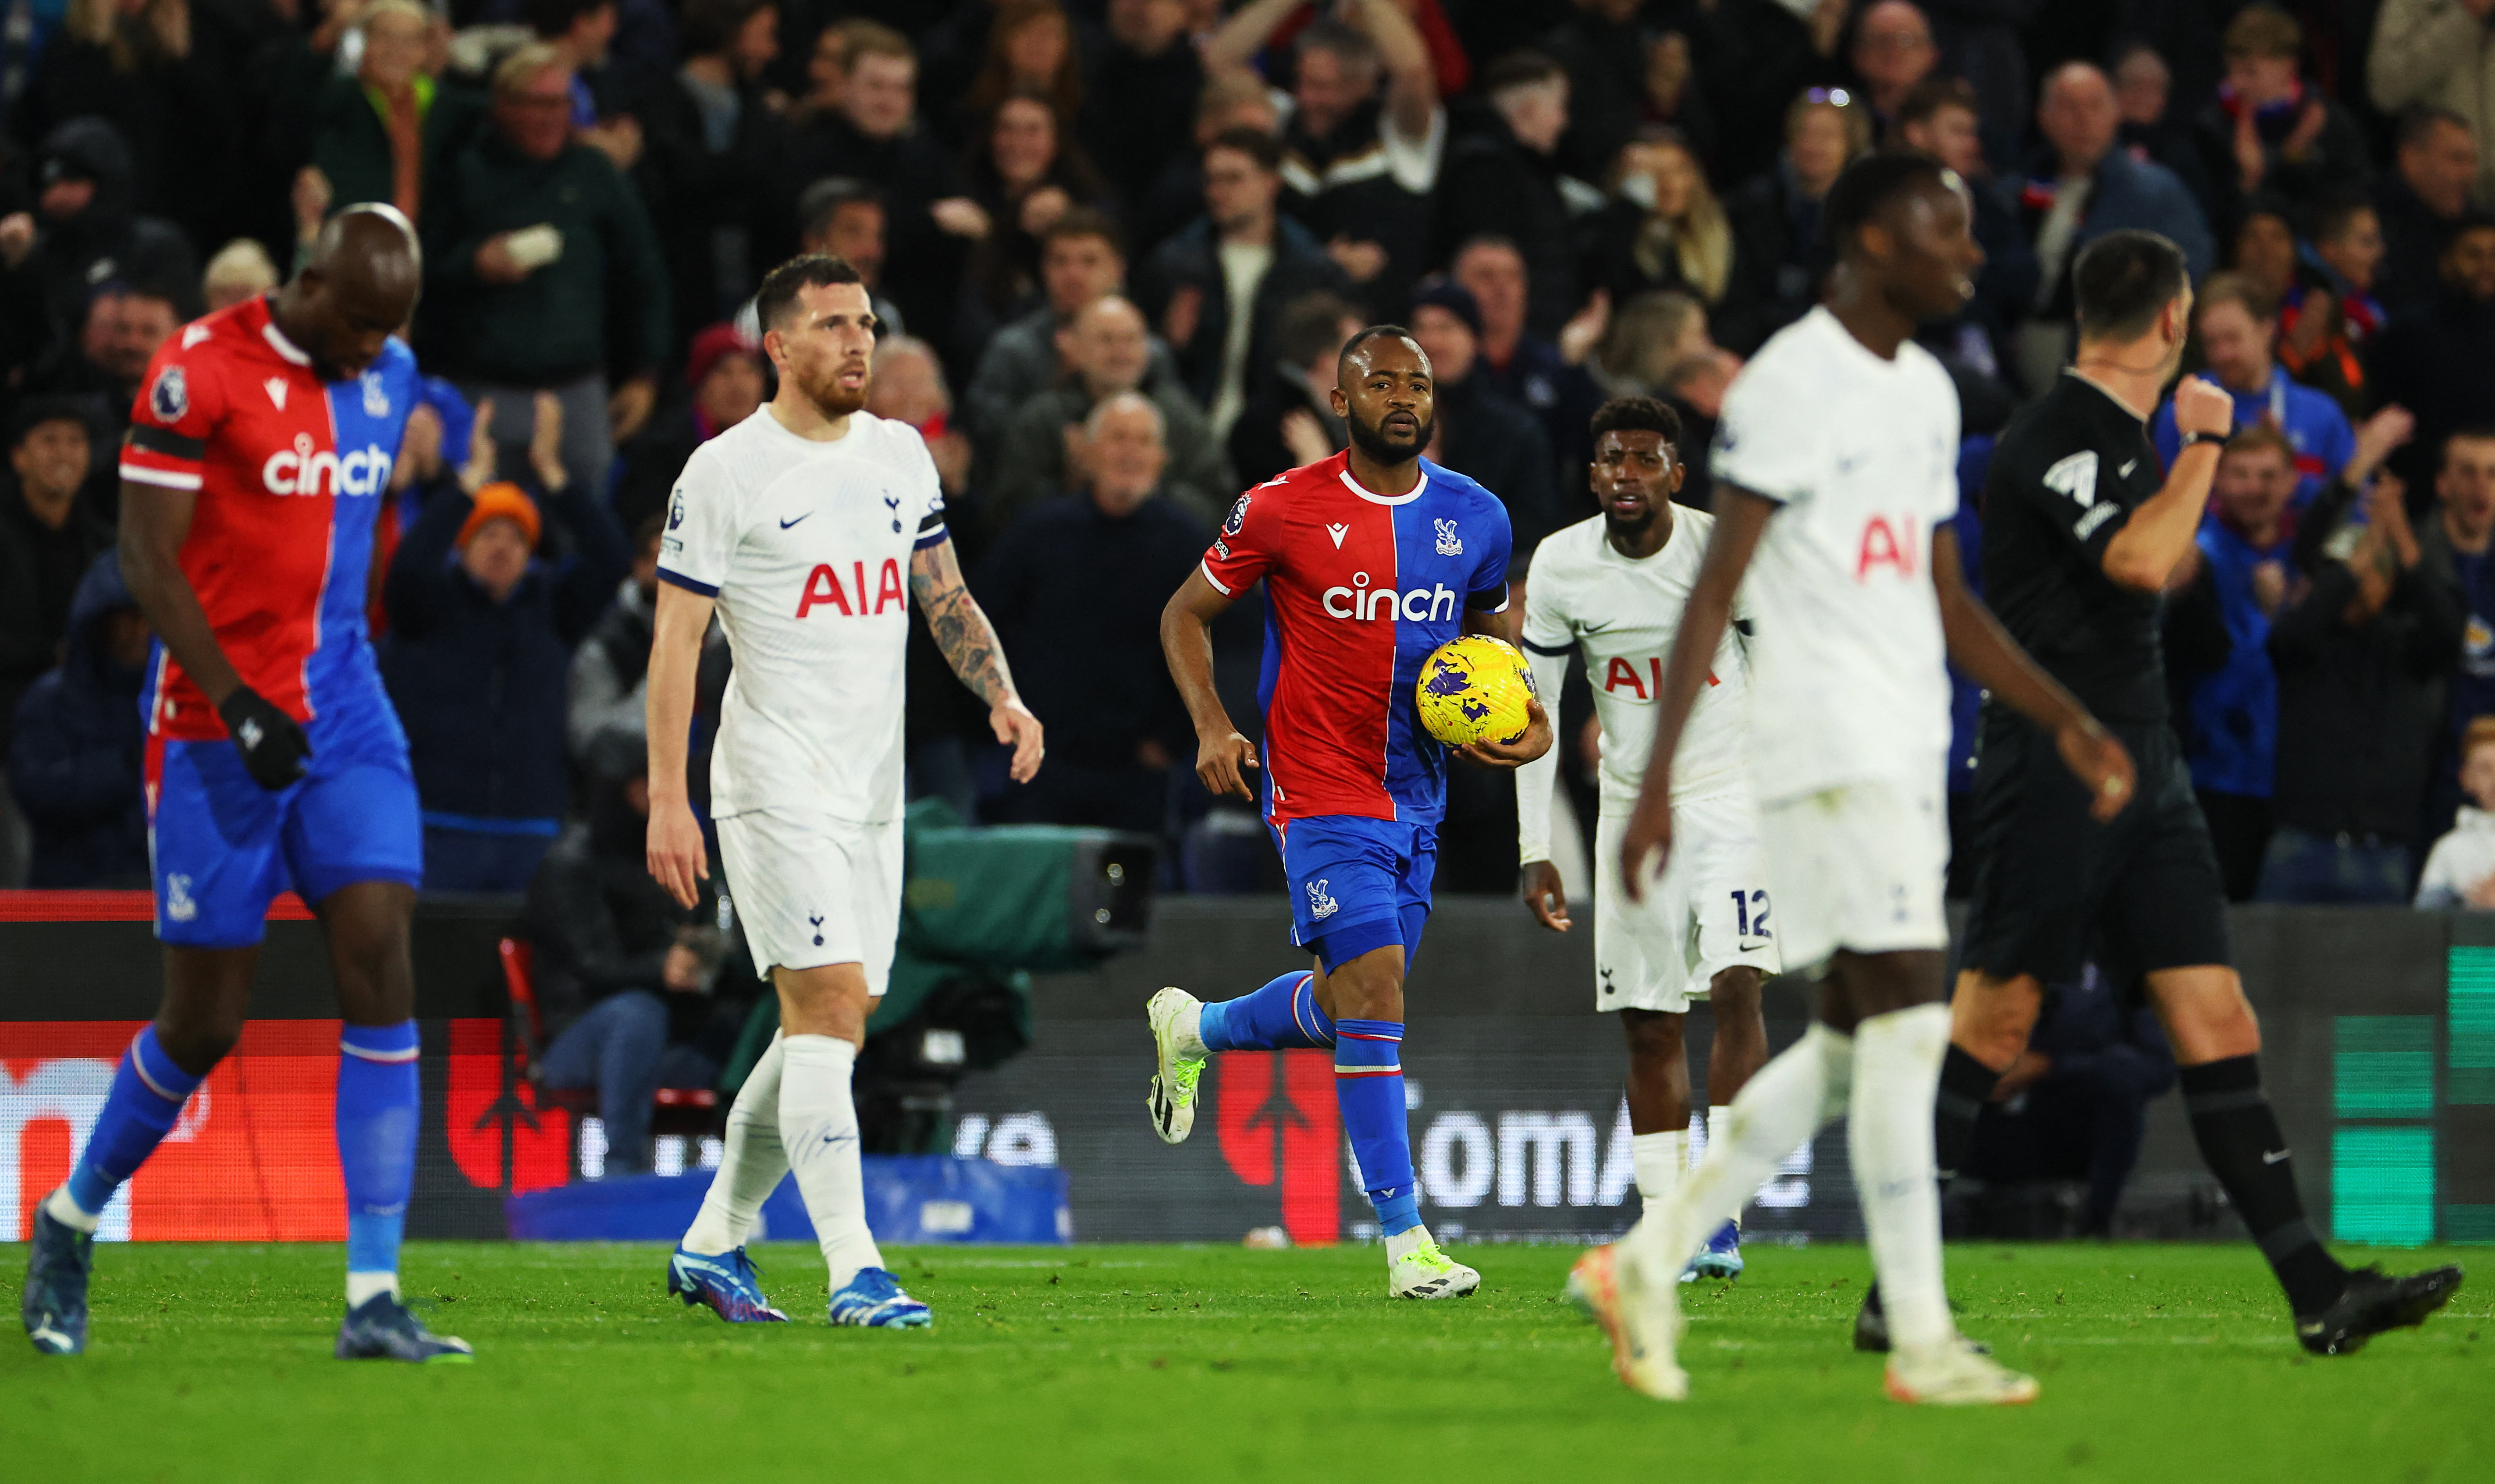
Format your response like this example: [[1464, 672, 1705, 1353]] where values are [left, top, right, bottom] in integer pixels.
[[643, 255, 1045, 1328], [1515, 397, 1773, 1282], [1573, 153, 2136, 1405]]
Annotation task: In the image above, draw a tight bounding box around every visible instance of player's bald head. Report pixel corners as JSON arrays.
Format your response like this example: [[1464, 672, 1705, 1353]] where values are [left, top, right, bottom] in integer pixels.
[[305, 204, 423, 313]]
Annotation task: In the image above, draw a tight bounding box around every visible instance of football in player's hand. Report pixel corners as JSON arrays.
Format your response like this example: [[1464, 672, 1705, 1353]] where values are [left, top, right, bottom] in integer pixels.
[[1416, 636, 1536, 746]]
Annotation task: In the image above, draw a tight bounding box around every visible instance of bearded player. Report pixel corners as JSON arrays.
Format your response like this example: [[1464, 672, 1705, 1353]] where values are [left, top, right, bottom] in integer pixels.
[[1515, 397, 1774, 1283], [647, 255, 1043, 1329], [1144, 325, 1552, 1299], [22, 207, 469, 1361]]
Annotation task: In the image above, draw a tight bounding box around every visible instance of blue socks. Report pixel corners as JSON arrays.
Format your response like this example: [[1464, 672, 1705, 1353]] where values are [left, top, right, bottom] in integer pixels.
[[338, 1021, 421, 1294], [1335, 1019, 1419, 1236], [63, 1025, 201, 1220], [1199, 972, 1334, 1051]]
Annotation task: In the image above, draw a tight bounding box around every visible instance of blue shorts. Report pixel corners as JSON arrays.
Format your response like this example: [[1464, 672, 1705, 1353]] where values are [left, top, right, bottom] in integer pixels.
[[1269, 814, 1437, 972], [147, 706, 422, 948]]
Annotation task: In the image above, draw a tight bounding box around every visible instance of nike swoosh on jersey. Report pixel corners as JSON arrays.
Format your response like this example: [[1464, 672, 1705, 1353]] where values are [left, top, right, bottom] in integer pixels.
[[2262, 1149, 2291, 1164], [778, 512, 813, 529], [2118, 459, 2138, 478]]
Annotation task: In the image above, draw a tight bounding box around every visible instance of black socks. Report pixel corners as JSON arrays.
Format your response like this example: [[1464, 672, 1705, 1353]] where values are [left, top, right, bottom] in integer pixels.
[[2180, 1055, 2347, 1315], [1933, 1043, 2000, 1184]]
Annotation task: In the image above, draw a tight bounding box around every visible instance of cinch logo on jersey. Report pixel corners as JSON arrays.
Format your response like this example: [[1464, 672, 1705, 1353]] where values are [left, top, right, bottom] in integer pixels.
[[262, 433, 395, 497], [794, 558, 907, 618], [1321, 570, 1461, 622]]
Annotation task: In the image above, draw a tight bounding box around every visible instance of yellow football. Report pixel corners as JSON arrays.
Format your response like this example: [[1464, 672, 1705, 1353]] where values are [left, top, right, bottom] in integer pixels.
[[1415, 635, 1536, 746]]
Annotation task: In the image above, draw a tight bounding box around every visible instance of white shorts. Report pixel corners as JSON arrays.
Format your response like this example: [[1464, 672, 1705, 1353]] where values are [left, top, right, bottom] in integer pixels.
[[715, 810, 903, 995], [1758, 776, 1950, 975], [1596, 792, 1781, 1014]]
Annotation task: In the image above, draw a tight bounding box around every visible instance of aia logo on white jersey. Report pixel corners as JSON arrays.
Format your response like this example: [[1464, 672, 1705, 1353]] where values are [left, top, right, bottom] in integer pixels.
[[1855, 514, 1921, 582], [795, 558, 907, 618]]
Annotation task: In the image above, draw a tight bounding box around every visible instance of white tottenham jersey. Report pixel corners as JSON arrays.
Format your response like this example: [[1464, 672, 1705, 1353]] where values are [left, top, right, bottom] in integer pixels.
[[1709, 306, 1960, 804], [656, 408, 946, 823]]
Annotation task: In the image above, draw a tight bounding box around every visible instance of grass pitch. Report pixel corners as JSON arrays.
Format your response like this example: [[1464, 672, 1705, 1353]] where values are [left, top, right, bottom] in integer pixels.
[[1, 1240, 2484, 1482]]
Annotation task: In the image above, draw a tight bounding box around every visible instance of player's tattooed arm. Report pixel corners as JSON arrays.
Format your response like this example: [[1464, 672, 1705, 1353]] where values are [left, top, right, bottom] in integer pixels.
[[912, 537, 1044, 782]]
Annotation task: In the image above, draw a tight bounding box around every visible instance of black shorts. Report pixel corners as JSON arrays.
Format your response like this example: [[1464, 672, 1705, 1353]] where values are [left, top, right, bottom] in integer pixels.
[[1958, 708, 2231, 992]]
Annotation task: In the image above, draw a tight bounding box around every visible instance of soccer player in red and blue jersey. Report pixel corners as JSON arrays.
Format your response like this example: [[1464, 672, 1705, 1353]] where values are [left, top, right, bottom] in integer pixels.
[[1148, 326, 1552, 1297], [21, 208, 470, 1362]]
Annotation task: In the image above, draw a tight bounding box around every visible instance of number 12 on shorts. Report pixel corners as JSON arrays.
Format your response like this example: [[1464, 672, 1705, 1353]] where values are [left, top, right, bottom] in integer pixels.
[[1730, 888, 1773, 941]]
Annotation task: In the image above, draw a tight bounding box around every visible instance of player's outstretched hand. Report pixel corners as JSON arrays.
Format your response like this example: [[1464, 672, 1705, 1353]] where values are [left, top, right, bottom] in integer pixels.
[[1521, 860, 1571, 933], [647, 797, 710, 909], [1196, 729, 1260, 802], [993, 697, 1044, 783], [2057, 717, 2136, 822], [217, 685, 312, 791], [1616, 794, 1672, 905], [1457, 696, 1553, 769]]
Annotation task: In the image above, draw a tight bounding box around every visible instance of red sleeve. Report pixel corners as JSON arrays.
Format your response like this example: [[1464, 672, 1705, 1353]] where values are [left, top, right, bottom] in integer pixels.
[[1200, 484, 1280, 597], [118, 328, 226, 493]]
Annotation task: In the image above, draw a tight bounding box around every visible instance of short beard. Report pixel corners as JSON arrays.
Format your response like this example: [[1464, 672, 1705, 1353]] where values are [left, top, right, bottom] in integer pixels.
[[1602, 503, 1658, 541], [1346, 410, 1432, 465], [793, 364, 870, 420]]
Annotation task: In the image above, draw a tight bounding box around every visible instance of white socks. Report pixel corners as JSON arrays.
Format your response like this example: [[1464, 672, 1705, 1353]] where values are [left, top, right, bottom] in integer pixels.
[[1849, 1004, 1953, 1354], [1631, 1129, 1688, 1210], [779, 1034, 884, 1293], [346, 1271, 398, 1307], [682, 1033, 790, 1256], [1632, 1024, 1852, 1285], [43, 1185, 100, 1234], [1706, 1108, 1737, 1230], [1174, 999, 1208, 1060], [1383, 1225, 1435, 1263]]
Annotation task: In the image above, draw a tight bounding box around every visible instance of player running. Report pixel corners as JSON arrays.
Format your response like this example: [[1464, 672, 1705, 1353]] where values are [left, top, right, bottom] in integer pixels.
[[1515, 396, 1773, 1282], [1927, 228, 2463, 1356], [1576, 151, 2136, 1405], [646, 254, 1043, 1330], [21, 207, 469, 1362], [1147, 326, 1552, 1298]]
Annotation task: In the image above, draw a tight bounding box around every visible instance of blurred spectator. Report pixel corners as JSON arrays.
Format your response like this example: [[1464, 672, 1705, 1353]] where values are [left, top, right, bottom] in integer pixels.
[[780, 21, 983, 359], [1585, 130, 1756, 340], [17, 0, 239, 256], [2151, 274, 2354, 510], [1211, 0, 1443, 310], [2368, 0, 2495, 207], [1631, 28, 1718, 169], [526, 764, 723, 1177], [2371, 215, 2495, 498], [634, 0, 792, 353], [12, 119, 199, 339], [963, 209, 1179, 453], [2231, 203, 2300, 309], [1227, 288, 1360, 488], [2278, 193, 2387, 419], [2415, 718, 2495, 908], [309, 0, 484, 229], [1541, 0, 1651, 184], [959, 0, 1083, 146], [2191, 7, 2371, 234], [1436, 50, 1586, 338], [976, 391, 1205, 835], [2419, 426, 2495, 845], [1451, 234, 1603, 493], [2013, 63, 2213, 395], [1130, 67, 1281, 264], [2179, 429, 2301, 900], [992, 293, 1230, 538], [1689, 0, 1850, 190], [614, 321, 762, 536], [2374, 107, 2483, 317], [33, 284, 178, 466], [381, 395, 630, 893], [568, 514, 661, 783], [1139, 125, 1351, 437], [7, 550, 149, 887], [1407, 278, 1555, 572], [960, 92, 1112, 338], [0, 398, 104, 744], [1958, 962, 2176, 1239], [529, 0, 636, 158], [1077, 0, 1206, 214], [200, 239, 279, 312], [1848, 0, 1937, 141], [2111, 42, 2212, 214], [1898, 77, 2036, 396], [868, 334, 974, 511], [792, 177, 905, 335], [2262, 472, 2463, 903], [426, 44, 672, 501], [1724, 88, 1867, 355]]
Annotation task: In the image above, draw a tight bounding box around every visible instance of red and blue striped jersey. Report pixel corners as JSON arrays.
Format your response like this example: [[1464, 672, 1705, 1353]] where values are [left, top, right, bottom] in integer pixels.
[[1200, 451, 1512, 824], [119, 296, 417, 742]]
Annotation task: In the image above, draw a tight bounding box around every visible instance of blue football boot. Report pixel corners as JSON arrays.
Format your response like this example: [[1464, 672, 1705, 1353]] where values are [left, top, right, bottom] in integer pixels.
[[668, 1246, 789, 1323], [1682, 1220, 1745, 1282], [335, 1292, 475, 1362], [22, 1204, 94, 1356], [827, 1267, 932, 1328]]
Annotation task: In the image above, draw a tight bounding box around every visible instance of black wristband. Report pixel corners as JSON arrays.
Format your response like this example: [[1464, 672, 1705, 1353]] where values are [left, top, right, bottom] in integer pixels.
[[2182, 430, 2229, 450]]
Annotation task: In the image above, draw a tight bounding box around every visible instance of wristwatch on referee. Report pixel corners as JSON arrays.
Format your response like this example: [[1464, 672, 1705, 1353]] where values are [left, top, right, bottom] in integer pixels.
[[2182, 430, 2228, 450]]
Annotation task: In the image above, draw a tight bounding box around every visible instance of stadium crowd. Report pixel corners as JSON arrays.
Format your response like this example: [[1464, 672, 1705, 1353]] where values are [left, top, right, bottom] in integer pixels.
[[2, 0, 2495, 931]]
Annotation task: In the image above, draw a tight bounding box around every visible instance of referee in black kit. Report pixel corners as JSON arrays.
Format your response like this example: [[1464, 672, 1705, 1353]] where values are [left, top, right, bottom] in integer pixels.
[[1926, 230, 2461, 1355]]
